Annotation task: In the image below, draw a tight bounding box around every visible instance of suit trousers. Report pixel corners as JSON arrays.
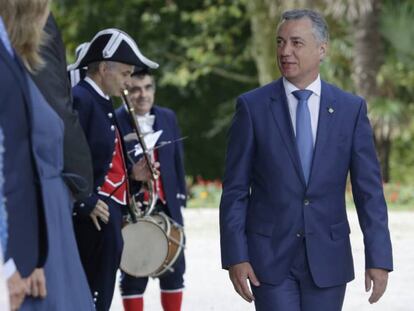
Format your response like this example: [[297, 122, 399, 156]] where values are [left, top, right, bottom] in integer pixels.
[[74, 198, 124, 311], [251, 239, 346, 311]]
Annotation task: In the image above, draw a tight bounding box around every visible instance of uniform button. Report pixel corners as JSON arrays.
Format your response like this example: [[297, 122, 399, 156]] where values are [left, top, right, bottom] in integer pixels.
[[304, 199, 310, 206], [296, 233, 302, 238], [108, 113, 113, 118], [114, 138, 118, 143], [113, 151, 116, 156], [104, 175, 108, 181], [110, 125, 115, 131], [73, 212, 77, 216], [94, 291, 99, 297], [80, 203, 85, 207], [109, 163, 113, 168], [93, 297, 97, 302], [97, 186, 101, 191]]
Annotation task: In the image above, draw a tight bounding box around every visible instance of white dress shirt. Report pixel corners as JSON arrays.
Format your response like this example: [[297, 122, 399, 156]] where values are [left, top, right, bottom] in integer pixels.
[[283, 75, 321, 145]]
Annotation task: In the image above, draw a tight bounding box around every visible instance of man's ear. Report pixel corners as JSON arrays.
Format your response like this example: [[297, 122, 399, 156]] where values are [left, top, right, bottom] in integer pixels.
[[98, 62, 107, 75], [319, 42, 328, 61]]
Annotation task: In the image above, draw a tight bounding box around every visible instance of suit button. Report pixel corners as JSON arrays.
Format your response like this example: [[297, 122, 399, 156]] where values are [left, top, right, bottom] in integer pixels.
[[296, 231, 304, 238], [110, 125, 115, 131], [80, 203, 85, 207], [304, 199, 310, 206], [108, 113, 113, 118]]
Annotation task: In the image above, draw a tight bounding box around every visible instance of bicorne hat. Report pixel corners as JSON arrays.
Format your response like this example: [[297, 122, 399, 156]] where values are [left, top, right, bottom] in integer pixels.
[[67, 28, 158, 71]]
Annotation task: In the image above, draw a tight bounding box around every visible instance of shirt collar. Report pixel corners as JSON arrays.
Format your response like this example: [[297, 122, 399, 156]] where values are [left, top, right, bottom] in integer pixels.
[[283, 75, 321, 97], [84, 76, 110, 100]]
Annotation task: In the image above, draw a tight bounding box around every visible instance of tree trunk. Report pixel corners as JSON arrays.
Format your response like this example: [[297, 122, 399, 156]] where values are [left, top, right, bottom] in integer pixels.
[[352, 0, 383, 100], [246, 0, 280, 85], [352, 0, 391, 181]]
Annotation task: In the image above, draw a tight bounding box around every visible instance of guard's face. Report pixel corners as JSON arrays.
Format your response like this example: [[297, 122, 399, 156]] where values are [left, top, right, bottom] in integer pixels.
[[103, 62, 134, 97], [276, 17, 326, 88], [128, 75, 155, 116]]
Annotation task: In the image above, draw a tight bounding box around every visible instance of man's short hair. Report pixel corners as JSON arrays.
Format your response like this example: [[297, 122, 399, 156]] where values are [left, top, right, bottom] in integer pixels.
[[279, 9, 329, 43]]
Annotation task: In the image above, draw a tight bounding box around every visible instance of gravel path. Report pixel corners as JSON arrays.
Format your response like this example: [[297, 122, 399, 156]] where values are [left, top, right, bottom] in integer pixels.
[[110, 209, 413, 311]]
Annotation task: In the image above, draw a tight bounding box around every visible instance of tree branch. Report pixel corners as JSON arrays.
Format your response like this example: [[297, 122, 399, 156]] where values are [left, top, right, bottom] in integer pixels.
[[164, 52, 258, 84]]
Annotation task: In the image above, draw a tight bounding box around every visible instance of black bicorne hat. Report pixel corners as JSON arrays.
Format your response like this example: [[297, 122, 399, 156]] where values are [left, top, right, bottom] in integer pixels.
[[67, 28, 158, 71]]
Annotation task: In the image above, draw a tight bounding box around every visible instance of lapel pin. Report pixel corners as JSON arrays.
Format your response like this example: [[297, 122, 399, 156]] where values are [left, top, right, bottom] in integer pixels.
[[328, 107, 334, 114]]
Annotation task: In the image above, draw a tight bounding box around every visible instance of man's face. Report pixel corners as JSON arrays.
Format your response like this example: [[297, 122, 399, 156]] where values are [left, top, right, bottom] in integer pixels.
[[276, 17, 327, 88], [102, 62, 134, 97], [128, 75, 155, 116]]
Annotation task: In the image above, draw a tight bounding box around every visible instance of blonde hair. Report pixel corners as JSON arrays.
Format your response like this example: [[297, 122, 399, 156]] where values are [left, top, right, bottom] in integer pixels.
[[0, 0, 50, 72]]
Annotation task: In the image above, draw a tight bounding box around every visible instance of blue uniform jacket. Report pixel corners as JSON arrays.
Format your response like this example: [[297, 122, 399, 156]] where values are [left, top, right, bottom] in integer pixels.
[[116, 105, 186, 225], [72, 80, 126, 216]]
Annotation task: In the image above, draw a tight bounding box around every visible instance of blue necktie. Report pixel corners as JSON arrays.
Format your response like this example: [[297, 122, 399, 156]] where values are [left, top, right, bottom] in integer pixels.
[[293, 90, 313, 184]]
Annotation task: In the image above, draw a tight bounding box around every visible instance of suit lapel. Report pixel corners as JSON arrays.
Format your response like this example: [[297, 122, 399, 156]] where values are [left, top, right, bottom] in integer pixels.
[[268, 79, 306, 186], [308, 81, 338, 184]]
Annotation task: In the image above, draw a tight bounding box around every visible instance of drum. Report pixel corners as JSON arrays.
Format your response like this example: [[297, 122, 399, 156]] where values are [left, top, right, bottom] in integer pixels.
[[120, 213, 185, 277]]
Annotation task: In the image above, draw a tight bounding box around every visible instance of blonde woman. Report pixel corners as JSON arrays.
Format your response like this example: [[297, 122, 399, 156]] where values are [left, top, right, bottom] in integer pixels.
[[0, 1, 94, 310]]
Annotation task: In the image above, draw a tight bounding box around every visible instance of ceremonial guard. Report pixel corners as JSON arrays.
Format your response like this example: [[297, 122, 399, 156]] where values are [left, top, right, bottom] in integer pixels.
[[69, 28, 158, 311], [116, 68, 187, 311]]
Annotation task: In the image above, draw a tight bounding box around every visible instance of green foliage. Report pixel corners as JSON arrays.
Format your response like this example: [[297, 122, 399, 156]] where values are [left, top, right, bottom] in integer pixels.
[[53, 0, 414, 182], [187, 176, 222, 208], [381, 0, 414, 62], [53, 0, 258, 179]]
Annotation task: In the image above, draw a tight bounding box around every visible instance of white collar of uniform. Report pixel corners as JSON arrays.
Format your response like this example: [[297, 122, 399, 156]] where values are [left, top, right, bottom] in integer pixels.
[[283, 75, 321, 97], [84, 76, 110, 100], [136, 112, 155, 133]]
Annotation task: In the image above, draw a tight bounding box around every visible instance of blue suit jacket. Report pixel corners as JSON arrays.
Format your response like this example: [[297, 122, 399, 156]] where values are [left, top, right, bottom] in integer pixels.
[[220, 78, 393, 288], [0, 41, 47, 276], [116, 105, 187, 225]]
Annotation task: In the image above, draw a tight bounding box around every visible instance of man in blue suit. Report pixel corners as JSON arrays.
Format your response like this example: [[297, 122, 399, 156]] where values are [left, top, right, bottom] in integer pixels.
[[220, 9, 393, 311], [116, 68, 187, 311]]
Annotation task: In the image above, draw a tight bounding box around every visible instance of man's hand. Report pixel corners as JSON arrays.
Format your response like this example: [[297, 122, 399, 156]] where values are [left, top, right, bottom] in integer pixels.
[[131, 157, 160, 181], [90, 199, 110, 231], [229, 262, 260, 303], [25, 268, 47, 298], [8, 270, 27, 311], [365, 268, 389, 304]]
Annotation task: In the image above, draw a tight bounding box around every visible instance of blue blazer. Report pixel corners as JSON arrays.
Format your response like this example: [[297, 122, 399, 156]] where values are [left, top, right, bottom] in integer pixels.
[[116, 105, 186, 225], [220, 78, 393, 288], [0, 41, 47, 277]]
